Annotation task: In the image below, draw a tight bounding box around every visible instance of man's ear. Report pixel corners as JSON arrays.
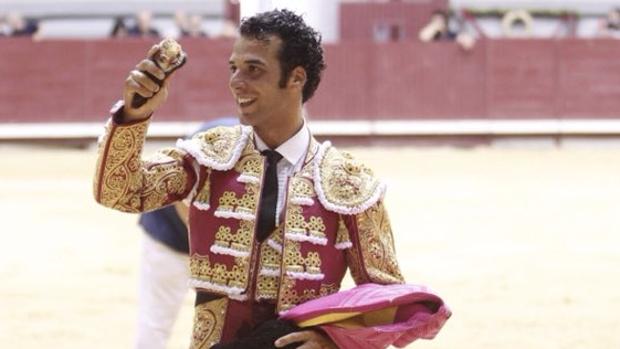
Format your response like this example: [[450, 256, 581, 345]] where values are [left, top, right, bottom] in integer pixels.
[[289, 66, 307, 88]]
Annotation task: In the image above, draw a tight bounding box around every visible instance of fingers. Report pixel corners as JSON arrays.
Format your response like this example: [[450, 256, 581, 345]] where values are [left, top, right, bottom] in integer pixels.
[[146, 44, 160, 60], [136, 59, 166, 81], [126, 74, 155, 98], [120, 44, 174, 120], [275, 331, 313, 347], [131, 70, 160, 94], [125, 57, 167, 98]]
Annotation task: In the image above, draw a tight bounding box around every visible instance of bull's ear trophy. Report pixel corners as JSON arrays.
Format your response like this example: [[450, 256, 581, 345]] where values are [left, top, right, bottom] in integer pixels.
[[131, 38, 188, 109]]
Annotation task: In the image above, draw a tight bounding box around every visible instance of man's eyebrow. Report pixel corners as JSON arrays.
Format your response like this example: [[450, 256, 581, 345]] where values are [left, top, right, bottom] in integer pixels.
[[228, 59, 267, 66], [244, 59, 266, 66]]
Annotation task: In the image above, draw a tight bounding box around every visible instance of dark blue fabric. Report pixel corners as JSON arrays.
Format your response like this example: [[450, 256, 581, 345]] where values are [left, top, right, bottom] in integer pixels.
[[139, 205, 189, 253], [138, 117, 239, 254]]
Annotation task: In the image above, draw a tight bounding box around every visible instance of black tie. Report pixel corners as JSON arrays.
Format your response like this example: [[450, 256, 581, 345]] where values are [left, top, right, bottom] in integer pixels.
[[256, 150, 282, 241]]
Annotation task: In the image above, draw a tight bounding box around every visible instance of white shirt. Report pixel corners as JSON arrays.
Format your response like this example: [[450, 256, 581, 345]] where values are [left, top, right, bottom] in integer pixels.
[[254, 122, 310, 225]]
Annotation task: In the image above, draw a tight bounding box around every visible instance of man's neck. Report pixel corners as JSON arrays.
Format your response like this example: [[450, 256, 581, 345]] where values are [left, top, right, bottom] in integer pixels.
[[254, 115, 304, 150]]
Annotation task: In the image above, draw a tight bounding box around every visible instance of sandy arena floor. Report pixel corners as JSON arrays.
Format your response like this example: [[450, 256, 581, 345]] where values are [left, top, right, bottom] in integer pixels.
[[1, 142, 619, 349]]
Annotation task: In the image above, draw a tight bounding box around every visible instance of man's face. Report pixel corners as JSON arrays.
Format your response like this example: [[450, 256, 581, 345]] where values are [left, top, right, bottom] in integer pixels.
[[228, 35, 295, 129]]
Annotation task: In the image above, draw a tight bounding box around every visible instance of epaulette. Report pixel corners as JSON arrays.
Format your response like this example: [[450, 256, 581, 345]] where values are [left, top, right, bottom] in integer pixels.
[[313, 142, 386, 215], [176, 125, 252, 171]]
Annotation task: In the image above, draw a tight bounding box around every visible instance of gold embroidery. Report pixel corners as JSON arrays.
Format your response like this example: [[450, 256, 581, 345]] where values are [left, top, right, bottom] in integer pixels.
[[190, 297, 227, 349], [192, 126, 244, 166], [237, 191, 258, 216], [345, 243, 366, 285], [285, 206, 327, 243], [304, 252, 322, 275], [215, 184, 259, 218], [234, 153, 263, 182], [319, 283, 340, 297], [319, 146, 381, 210], [286, 206, 307, 235], [95, 119, 191, 213], [142, 150, 190, 211], [193, 174, 211, 208], [217, 191, 237, 214], [256, 275, 279, 300], [241, 140, 258, 158], [289, 177, 315, 201], [278, 277, 318, 312], [299, 138, 320, 178], [335, 218, 352, 248], [190, 254, 250, 291], [93, 122, 111, 197], [212, 221, 254, 255], [256, 228, 283, 301], [306, 217, 326, 239], [283, 240, 323, 277], [355, 202, 404, 283]]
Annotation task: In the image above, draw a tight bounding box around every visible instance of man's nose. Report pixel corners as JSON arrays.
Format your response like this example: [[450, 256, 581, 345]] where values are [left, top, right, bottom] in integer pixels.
[[229, 71, 246, 91]]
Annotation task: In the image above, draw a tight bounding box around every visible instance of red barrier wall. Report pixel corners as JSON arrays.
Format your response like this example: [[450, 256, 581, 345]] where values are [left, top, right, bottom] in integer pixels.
[[1, 37, 619, 123], [339, 0, 448, 42]]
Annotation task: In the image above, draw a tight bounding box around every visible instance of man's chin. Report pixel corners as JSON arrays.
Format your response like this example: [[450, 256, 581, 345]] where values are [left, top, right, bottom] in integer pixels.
[[237, 112, 257, 127]]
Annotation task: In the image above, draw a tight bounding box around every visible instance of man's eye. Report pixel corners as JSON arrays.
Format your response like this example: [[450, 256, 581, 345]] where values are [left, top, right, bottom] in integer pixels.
[[229, 66, 237, 73], [248, 65, 259, 73]]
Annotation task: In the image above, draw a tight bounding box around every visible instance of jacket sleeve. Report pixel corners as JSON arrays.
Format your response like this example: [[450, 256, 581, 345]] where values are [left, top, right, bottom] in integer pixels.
[[341, 201, 405, 285], [93, 116, 197, 213]]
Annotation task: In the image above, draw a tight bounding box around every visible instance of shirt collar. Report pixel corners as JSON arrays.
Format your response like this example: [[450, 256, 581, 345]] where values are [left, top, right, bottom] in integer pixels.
[[254, 120, 309, 167]]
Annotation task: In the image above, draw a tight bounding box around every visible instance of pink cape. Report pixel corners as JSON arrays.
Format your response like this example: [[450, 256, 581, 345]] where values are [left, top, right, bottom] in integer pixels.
[[280, 283, 451, 349]]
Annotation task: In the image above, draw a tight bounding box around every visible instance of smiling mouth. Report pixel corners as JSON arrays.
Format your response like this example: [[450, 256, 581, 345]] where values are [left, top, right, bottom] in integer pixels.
[[237, 97, 256, 108]]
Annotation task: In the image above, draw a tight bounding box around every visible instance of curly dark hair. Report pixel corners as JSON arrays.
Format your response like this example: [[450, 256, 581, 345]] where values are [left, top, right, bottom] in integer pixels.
[[239, 9, 326, 103]]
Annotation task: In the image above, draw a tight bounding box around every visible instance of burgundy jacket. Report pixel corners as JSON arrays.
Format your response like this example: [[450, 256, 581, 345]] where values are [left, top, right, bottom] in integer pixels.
[[94, 116, 405, 347]]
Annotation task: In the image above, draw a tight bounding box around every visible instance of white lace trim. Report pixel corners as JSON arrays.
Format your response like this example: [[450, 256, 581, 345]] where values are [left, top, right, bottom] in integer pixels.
[[290, 197, 314, 206], [176, 125, 252, 171], [182, 161, 202, 206], [267, 239, 283, 253], [256, 294, 276, 302], [188, 278, 248, 301], [313, 141, 386, 215], [237, 174, 260, 184], [209, 244, 250, 258], [214, 209, 256, 221], [259, 267, 281, 277], [286, 271, 325, 281], [227, 293, 249, 301], [192, 201, 211, 211], [334, 241, 353, 250], [285, 232, 328, 246]]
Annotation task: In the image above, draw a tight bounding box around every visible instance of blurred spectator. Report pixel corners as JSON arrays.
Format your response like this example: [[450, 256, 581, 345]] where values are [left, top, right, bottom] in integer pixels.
[[597, 8, 620, 37], [6, 11, 40, 38], [373, 22, 403, 42], [501, 9, 534, 38], [419, 10, 476, 50], [0, 14, 7, 36], [127, 10, 160, 38], [217, 19, 239, 39], [175, 11, 208, 38], [174, 10, 189, 37], [110, 16, 129, 38], [187, 14, 208, 37], [179, 14, 208, 38]]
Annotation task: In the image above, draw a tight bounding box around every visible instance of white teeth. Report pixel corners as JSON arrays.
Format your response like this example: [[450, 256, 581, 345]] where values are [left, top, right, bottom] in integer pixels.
[[238, 97, 254, 104]]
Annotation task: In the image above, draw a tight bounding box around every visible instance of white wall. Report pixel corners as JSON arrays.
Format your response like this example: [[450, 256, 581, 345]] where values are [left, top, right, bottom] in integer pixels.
[[451, 0, 618, 14], [239, 0, 339, 43], [0, 0, 224, 16]]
